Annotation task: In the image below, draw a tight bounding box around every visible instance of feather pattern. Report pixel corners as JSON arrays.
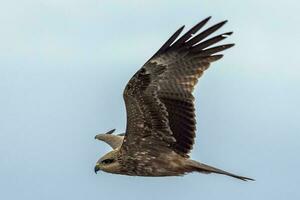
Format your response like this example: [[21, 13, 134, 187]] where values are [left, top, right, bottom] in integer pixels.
[[120, 18, 234, 160]]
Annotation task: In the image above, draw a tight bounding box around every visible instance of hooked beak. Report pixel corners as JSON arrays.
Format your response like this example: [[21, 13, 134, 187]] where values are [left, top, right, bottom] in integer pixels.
[[94, 163, 100, 174]]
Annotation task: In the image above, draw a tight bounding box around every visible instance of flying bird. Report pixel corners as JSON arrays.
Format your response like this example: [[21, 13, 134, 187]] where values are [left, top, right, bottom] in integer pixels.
[[94, 17, 254, 181]]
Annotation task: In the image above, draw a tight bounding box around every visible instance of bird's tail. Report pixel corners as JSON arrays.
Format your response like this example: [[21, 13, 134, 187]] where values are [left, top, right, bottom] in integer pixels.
[[186, 160, 254, 181]]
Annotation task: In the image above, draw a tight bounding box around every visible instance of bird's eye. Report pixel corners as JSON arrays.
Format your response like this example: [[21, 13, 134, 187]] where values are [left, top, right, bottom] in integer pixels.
[[101, 159, 114, 164]]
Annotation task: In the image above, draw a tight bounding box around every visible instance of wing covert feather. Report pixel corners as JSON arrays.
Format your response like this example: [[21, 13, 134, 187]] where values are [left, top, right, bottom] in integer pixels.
[[121, 17, 234, 157]]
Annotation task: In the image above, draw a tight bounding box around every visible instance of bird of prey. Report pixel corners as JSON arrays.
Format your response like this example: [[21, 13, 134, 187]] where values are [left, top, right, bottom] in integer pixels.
[[94, 17, 254, 181]]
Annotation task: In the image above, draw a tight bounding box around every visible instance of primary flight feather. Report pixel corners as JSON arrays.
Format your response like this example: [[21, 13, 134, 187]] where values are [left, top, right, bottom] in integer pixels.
[[94, 17, 254, 181]]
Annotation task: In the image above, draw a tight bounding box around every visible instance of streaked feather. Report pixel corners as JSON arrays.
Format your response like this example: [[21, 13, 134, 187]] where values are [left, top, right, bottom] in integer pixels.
[[121, 18, 234, 159]]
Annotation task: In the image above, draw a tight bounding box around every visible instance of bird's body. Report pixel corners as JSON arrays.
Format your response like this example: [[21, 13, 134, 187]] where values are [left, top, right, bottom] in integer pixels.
[[94, 17, 254, 181], [99, 147, 190, 177]]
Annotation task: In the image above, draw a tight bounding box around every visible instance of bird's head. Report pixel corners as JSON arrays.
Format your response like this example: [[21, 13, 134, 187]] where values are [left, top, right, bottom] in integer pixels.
[[94, 149, 122, 174]]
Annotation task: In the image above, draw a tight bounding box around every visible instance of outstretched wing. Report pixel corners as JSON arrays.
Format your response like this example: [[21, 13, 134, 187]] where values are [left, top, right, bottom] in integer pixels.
[[121, 17, 234, 158], [95, 129, 124, 149]]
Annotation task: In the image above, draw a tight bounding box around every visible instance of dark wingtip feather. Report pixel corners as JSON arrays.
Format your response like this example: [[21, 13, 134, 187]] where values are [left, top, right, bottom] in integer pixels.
[[224, 31, 233, 36], [198, 43, 235, 56], [185, 20, 229, 48], [106, 129, 116, 134], [149, 18, 233, 64], [210, 54, 224, 61], [151, 25, 185, 59], [170, 17, 212, 50], [220, 20, 228, 26], [190, 31, 234, 53], [225, 43, 235, 49]]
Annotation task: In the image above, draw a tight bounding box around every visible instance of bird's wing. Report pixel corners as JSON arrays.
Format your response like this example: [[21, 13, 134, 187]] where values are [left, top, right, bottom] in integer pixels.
[[95, 134, 124, 149], [121, 17, 234, 158], [95, 129, 124, 149]]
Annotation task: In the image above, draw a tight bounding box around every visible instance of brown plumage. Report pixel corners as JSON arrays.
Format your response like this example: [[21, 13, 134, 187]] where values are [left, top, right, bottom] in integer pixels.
[[94, 17, 254, 181]]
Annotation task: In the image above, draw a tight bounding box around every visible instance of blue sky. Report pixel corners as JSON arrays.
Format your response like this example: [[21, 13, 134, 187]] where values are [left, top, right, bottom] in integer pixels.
[[0, 0, 299, 199]]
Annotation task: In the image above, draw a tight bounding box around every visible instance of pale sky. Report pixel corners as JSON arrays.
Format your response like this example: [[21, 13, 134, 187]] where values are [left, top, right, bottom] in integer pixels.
[[0, 1, 299, 199]]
